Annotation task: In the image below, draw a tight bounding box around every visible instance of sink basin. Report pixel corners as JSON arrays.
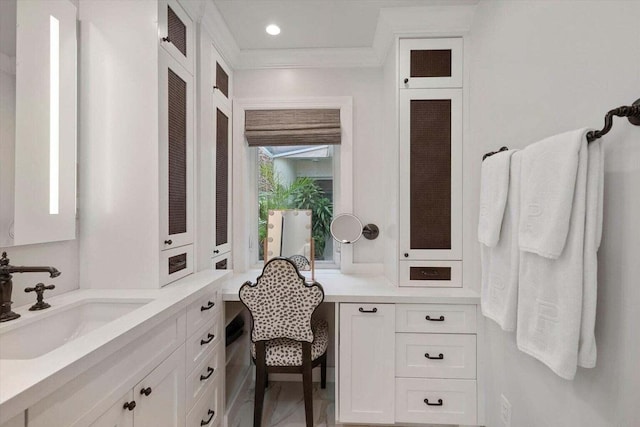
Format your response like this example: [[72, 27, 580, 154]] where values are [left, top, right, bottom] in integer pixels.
[[0, 299, 150, 360]]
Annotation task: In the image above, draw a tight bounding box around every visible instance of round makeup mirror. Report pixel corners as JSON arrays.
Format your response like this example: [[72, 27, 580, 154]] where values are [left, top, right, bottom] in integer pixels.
[[330, 214, 363, 244]]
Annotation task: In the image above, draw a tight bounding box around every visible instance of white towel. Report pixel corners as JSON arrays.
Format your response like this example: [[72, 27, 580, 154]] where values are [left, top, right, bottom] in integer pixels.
[[481, 151, 521, 331], [478, 150, 517, 247], [517, 135, 597, 380], [578, 140, 604, 368], [519, 128, 589, 259]]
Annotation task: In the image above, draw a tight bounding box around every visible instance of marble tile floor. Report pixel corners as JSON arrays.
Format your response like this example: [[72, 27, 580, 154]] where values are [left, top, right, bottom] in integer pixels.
[[230, 381, 456, 427]]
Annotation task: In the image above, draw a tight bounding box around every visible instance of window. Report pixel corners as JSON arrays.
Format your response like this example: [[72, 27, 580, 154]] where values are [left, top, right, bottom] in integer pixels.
[[257, 145, 335, 264]]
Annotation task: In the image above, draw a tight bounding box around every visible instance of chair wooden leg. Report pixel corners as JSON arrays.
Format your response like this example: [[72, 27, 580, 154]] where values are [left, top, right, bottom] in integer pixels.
[[254, 342, 267, 427], [302, 342, 314, 427], [320, 353, 327, 389]]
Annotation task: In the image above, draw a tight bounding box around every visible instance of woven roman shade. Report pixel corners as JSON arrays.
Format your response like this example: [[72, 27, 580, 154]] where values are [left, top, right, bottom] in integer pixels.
[[245, 109, 341, 146]]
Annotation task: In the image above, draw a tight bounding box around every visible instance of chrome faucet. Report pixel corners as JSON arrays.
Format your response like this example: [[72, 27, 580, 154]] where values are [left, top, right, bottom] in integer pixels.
[[0, 251, 61, 322]]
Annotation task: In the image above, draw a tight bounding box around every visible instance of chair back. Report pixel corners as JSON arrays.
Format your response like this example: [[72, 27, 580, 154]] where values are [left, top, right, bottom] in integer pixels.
[[239, 257, 324, 343]]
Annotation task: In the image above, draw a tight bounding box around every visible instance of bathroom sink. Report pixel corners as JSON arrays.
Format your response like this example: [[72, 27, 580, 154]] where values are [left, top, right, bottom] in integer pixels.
[[0, 298, 151, 360]]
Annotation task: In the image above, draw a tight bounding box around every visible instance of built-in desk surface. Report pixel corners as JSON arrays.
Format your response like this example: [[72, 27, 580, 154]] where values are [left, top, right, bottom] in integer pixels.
[[223, 270, 480, 304]]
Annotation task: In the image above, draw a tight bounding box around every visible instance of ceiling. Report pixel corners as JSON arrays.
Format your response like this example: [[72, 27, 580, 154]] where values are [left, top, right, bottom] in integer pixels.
[[213, 0, 449, 50]]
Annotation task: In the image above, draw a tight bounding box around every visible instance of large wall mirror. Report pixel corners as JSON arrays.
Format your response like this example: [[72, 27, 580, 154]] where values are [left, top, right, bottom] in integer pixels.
[[0, 0, 77, 247], [265, 209, 314, 279]]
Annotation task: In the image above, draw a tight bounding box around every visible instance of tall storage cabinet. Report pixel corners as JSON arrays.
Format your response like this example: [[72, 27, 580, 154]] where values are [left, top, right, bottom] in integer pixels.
[[159, 0, 196, 285], [398, 38, 463, 288]]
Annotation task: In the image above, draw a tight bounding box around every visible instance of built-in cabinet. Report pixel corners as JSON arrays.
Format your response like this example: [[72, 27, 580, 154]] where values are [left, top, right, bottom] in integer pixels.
[[338, 302, 478, 426], [24, 283, 223, 427], [338, 303, 395, 424], [159, 0, 196, 285], [212, 50, 233, 261], [398, 38, 464, 287]]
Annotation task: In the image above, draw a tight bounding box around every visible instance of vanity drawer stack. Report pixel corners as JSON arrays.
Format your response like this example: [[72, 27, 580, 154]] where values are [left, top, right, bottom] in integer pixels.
[[394, 304, 477, 426], [185, 286, 223, 426]]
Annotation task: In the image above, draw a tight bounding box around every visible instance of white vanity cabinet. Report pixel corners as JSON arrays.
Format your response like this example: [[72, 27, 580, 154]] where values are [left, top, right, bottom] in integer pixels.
[[338, 303, 395, 424], [91, 347, 185, 427], [338, 302, 478, 426]]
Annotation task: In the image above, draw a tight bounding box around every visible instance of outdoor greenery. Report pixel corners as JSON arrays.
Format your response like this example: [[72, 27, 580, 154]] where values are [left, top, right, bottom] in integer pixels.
[[258, 162, 333, 260]]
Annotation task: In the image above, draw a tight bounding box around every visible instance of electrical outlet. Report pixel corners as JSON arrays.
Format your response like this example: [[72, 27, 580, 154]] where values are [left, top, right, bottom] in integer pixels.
[[500, 394, 512, 427]]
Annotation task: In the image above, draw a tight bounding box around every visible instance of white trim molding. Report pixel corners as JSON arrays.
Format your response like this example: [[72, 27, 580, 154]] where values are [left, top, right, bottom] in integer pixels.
[[193, 0, 478, 70]]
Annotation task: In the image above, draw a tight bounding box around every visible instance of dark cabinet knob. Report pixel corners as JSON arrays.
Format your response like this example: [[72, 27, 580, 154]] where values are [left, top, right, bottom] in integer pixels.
[[424, 353, 444, 360], [123, 401, 136, 411], [424, 398, 443, 406], [140, 387, 152, 396], [200, 367, 215, 381], [162, 36, 171, 43], [200, 333, 215, 345], [404, 253, 409, 258], [404, 78, 409, 84], [164, 239, 173, 245], [213, 249, 220, 254], [201, 409, 215, 426]]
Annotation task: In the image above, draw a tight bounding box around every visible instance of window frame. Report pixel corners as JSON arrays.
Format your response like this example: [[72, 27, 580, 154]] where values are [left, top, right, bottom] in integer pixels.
[[232, 97, 354, 272]]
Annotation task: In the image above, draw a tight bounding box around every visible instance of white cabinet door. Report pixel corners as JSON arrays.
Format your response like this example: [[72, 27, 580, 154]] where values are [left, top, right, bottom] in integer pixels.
[[159, 49, 195, 252], [90, 391, 134, 427], [158, 0, 195, 74], [338, 303, 395, 424], [212, 100, 232, 257], [399, 88, 462, 261], [399, 38, 463, 89], [133, 346, 186, 427]]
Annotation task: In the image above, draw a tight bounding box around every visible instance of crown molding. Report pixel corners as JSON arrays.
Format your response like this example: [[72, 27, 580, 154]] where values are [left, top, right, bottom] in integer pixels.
[[197, 0, 477, 70]]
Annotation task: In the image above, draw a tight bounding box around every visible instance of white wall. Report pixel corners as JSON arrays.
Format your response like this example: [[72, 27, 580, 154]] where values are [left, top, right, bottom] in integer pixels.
[[0, 60, 15, 246], [233, 68, 385, 264], [466, 2, 640, 426], [78, 0, 160, 289]]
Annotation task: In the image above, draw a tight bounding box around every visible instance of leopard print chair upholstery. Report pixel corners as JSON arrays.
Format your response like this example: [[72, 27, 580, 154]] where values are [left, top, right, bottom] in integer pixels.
[[240, 257, 328, 427], [288, 254, 311, 271], [239, 257, 327, 366]]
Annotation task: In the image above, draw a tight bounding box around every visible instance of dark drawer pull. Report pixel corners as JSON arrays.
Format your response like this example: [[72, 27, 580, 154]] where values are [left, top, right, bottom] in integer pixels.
[[164, 239, 172, 245], [424, 398, 443, 406], [201, 301, 215, 311], [140, 387, 152, 396], [358, 307, 378, 313], [200, 367, 215, 381], [201, 333, 215, 345], [201, 409, 215, 426], [123, 401, 136, 411], [425, 315, 445, 322], [424, 353, 444, 360]]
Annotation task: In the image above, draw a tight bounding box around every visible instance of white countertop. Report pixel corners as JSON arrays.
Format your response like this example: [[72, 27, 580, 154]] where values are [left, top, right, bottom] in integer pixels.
[[0, 269, 231, 423], [224, 270, 480, 304]]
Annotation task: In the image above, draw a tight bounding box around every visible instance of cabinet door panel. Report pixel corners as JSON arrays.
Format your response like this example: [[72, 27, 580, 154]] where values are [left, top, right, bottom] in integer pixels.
[[399, 38, 463, 89], [158, 0, 194, 74], [338, 303, 395, 424], [134, 345, 186, 427], [160, 51, 194, 251], [90, 391, 133, 427], [399, 89, 462, 260], [213, 102, 232, 255]]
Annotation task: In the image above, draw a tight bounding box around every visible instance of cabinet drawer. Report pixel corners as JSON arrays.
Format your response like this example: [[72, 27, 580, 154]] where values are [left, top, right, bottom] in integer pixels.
[[186, 316, 222, 374], [186, 342, 222, 411], [395, 378, 476, 425], [187, 286, 220, 336], [396, 304, 476, 333], [186, 373, 221, 427], [399, 261, 462, 288], [396, 333, 476, 379], [161, 245, 194, 286]]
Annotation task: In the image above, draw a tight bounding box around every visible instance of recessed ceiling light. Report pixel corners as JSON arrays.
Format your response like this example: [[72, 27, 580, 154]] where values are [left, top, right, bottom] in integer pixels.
[[266, 24, 280, 36]]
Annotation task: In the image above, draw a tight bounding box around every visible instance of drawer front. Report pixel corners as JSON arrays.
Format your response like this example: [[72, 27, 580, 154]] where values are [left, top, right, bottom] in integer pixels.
[[186, 316, 222, 374], [161, 245, 194, 286], [396, 304, 476, 334], [186, 342, 222, 411], [395, 378, 477, 425], [399, 261, 462, 288], [396, 333, 476, 379], [187, 286, 220, 336], [186, 373, 221, 427]]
